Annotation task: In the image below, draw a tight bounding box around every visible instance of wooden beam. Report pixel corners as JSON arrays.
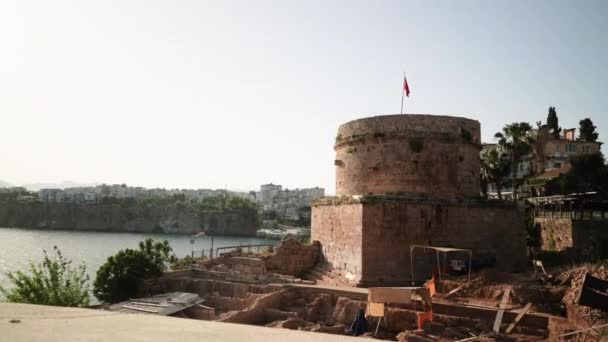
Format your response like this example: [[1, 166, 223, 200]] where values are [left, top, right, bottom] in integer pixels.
[[493, 287, 511, 333], [445, 287, 462, 298], [505, 303, 533, 334], [456, 332, 495, 342], [121, 305, 161, 313], [558, 322, 608, 338], [128, 302, 172, 307]]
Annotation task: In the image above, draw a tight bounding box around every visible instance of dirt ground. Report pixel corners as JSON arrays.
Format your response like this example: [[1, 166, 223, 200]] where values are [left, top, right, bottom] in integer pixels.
[[437, 265, 608, 341], [158, 249, 608, 341]]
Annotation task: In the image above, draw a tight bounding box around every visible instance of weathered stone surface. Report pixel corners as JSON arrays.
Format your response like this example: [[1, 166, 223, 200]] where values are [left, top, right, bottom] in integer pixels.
[[264, 308, 298, 322], [277, 318, 308, 330], [536, 217, 608, 260], [312, 197, 527, 285], [310, 324, 346, 334], [332, 297, 366, 324], [219, 290, 285, 325], [384, 308, 419, 332], [137, 276, 251, 299], [422, 321, 445, 335], [442, 327, 466, 339], [228, 257, 266, 267], [305, 294, 335, 324], [264, 238, 320, 278], [310, 204, 363, 286], [312, 114, 528, 286], [334, 114, 481, 198], [396, 332, 436, 342]]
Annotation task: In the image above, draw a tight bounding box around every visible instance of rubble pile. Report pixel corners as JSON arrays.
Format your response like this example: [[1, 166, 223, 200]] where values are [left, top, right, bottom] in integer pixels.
[[556, 264, 608, 323], [204, 256, 315, 285], [262, 238, 320, 278]]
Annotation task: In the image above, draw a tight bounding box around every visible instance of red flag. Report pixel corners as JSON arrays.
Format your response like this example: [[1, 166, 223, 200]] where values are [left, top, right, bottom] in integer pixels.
[[404, 76, 410, 97]]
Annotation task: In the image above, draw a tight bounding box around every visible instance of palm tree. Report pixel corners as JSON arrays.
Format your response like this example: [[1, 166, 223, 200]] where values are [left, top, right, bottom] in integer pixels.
[[480, 147, 511, 199], [494, 122, 535, 201]]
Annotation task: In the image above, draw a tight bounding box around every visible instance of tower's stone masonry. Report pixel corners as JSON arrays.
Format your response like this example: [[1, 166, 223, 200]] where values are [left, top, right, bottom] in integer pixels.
[[312, 114, 527, 286], [335, 114, 481, 197]]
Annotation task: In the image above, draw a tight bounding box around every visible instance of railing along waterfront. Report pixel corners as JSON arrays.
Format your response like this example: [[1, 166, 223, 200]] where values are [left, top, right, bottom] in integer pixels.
[[190, 243, 275, 261], [534, 210, 607, 220]]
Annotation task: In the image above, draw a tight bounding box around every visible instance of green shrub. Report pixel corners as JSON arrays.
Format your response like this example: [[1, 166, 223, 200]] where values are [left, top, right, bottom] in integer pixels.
[[170, 255, 206, 270], [93, 239, 174, 303], [0, 246, 90, 307]]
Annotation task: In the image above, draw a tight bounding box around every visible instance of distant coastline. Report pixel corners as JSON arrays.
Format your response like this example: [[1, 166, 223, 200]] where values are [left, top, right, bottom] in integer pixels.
[[0, 201, 259, 236]]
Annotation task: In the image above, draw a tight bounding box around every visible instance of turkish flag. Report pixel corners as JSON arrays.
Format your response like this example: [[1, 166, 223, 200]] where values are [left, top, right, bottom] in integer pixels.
[[404, 77, 410, 97]]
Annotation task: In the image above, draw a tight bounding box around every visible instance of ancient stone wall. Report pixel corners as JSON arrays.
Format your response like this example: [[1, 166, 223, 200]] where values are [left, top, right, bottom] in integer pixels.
[[312, 114, 527, 287], [334, 115, 481, 197], [536, 218, 574, 252], [536, 217, 608, 260], [263, 239, 320, 278], [360, 197, 527, 285], [313, 196, 527, 285], [310, 202, 363, 285]]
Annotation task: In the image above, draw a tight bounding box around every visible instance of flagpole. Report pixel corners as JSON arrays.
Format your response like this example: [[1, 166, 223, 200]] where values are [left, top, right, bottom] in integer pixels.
[[400, 72, 405, 114]]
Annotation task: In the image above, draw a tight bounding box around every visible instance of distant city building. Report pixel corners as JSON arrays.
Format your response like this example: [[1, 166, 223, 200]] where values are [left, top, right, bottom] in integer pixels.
[[256, 183, 325, 221], [483, 125, 603, 198], [39, 189, 65, 203], [533, 127, 602, 172], [0, 187, 27, 193], [37, 184, 249, 203]]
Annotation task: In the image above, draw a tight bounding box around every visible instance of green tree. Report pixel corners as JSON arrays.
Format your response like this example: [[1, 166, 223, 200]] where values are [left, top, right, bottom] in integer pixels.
[[546, 106, 561, 139], [495, 122, 535, 201], [93, 239, 174, 303], [579, 118, 599, 142], [480, 147, 511, 200], [0, 246, 90, 307], [545, 153, 608, 198]]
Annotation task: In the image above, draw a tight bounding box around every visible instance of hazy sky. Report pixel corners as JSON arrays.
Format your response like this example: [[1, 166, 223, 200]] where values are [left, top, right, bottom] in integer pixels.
[[1, 1, 606, 193]]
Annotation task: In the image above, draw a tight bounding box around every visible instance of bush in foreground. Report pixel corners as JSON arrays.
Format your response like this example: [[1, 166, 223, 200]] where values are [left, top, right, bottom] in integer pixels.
[[93, 239, 173, 303], [0, 246, 90, 307]]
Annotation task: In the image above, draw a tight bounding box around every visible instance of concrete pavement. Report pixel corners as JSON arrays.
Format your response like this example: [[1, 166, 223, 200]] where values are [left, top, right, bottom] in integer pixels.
[[0, 303, 361, 342]]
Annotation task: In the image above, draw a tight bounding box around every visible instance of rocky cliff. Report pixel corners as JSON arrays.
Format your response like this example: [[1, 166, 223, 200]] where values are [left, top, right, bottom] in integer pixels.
[[0, 202, 259, 236]]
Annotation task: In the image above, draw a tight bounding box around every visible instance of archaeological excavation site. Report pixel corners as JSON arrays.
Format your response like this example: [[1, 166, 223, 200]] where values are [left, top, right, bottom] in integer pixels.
[[107, 115, 608, 341]]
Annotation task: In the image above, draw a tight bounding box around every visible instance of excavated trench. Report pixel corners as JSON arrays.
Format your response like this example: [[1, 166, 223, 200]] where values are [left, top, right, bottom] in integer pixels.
[[139, 273, 552, 340]]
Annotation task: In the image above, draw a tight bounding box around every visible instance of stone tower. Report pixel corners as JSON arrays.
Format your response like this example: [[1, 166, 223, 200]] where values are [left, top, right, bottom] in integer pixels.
[[311, 114, 527, 286]]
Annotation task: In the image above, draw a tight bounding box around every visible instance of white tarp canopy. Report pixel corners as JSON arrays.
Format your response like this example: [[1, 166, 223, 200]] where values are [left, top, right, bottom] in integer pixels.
[[409, 245, 472, 286]]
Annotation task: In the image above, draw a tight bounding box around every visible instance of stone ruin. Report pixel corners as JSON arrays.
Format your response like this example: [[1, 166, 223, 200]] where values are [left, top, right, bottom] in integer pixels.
[[311, 114, 528, 286]]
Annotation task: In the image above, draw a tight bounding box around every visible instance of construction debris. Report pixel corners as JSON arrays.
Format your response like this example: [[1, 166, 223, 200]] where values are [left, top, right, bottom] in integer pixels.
[[108, 292, 204, 317], [492, 287, 511, 333], [505, 302, 533, 334]]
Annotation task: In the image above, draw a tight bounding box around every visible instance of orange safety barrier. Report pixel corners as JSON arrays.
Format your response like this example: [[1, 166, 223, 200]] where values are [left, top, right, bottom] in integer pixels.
[[424, 274, 436, 297], [416, 310, 433, 329]]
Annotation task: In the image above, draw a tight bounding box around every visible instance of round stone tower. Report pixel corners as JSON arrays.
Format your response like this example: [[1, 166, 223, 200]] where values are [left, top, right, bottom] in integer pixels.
[[334, 114, 481, 197], [312, 113, 527, 287]]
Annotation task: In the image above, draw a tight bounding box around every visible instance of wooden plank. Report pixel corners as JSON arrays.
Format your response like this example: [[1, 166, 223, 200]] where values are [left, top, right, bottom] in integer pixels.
[[121, 305, 162, 313], [367, 302, 385, 317], [445, 287, 462, 298], [129, 298, 162, 304], [368, 287, 413, 304], [492, 287, 511, 333], [505, 303, 533, 334], [128, 302, 172, 308], [558, 322, 608, 338], [456, 332, 495, 342]]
